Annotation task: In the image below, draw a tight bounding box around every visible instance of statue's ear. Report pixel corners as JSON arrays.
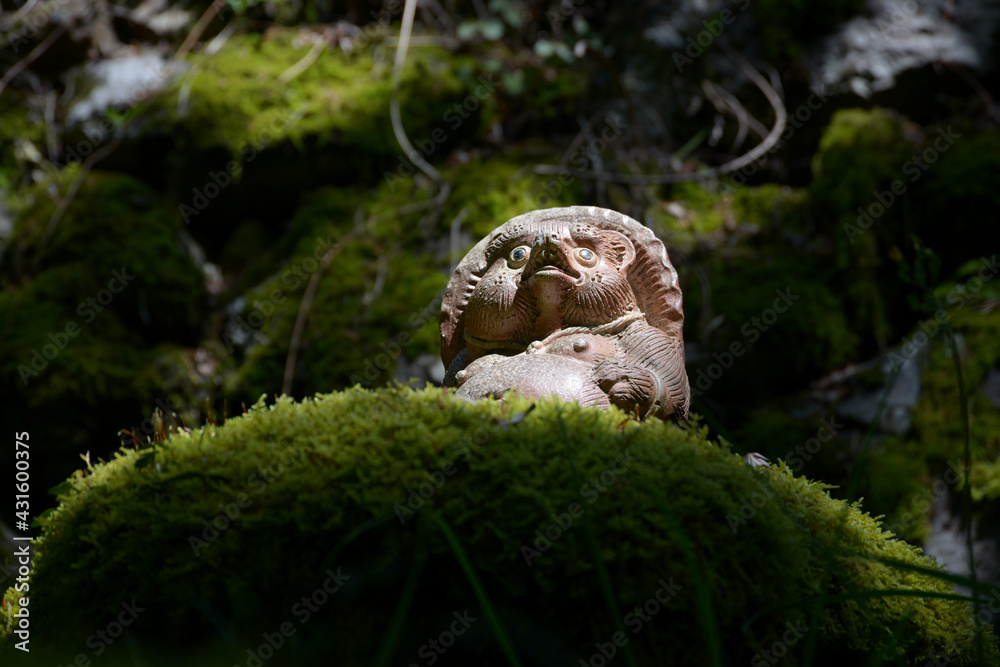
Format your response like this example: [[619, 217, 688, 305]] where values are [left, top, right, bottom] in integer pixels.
[[602, 230, 636, 271]]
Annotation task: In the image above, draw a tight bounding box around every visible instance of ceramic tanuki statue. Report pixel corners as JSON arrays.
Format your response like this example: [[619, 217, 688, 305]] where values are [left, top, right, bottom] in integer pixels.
[[440, 206, 690, 421]]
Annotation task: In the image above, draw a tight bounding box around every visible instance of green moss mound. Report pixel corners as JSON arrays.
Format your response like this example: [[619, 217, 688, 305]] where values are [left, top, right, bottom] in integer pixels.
[[2, 388, 996, 665], [158, 26, 480, 163]]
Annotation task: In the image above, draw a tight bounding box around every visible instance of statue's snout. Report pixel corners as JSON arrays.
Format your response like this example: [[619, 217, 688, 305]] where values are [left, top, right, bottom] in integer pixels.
[[530, 231, 563, 264]]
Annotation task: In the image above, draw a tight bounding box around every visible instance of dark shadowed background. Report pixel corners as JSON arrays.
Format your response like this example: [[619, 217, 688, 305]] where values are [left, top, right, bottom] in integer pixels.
[[1, 0, 999, 657]]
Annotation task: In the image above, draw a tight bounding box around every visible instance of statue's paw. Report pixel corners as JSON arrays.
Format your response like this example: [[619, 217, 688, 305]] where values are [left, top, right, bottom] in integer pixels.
[[593, 359, 630, 389], [594, 361, 658, 416]]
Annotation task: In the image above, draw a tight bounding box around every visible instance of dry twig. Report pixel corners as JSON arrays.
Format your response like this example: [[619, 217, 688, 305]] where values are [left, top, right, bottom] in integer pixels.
[[702, 79, 768, 150]]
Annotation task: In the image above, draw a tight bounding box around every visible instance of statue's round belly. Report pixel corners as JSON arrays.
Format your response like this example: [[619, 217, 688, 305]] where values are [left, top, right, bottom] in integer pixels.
[[453, 353, 610, 407]]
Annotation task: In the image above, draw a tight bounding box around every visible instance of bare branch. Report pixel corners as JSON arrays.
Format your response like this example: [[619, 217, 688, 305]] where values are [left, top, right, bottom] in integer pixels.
[[702, 79, 769, 151]]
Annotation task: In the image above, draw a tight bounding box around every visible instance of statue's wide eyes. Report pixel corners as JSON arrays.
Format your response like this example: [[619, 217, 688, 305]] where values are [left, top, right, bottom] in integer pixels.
[[508, 246, 530, 266], [575, 247, 598, 266]]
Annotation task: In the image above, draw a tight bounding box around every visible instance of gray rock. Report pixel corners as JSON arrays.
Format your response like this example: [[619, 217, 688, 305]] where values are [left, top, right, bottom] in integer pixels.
[[809, 0, 999, 97], [832, 350, 922, 435], [922, 493, 1000, 595], [65, 50, 185, 126]]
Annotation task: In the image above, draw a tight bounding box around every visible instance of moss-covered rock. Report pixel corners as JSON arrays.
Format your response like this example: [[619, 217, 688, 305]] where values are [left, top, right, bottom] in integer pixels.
[[227, 152, 574, 400], [102, 24, 512, 252], [807, 109, 978, 353], [144, 21, 491, 221], [161, 26, 476, 158], [733, 258, 1000, 544], [2, 170, 208, 342], [0, 170, 209, 494], [648, 181, 859, 404], [867, 266, 1000, 541], [810, 108, 914, 231], [2, 387, 995, 665]]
